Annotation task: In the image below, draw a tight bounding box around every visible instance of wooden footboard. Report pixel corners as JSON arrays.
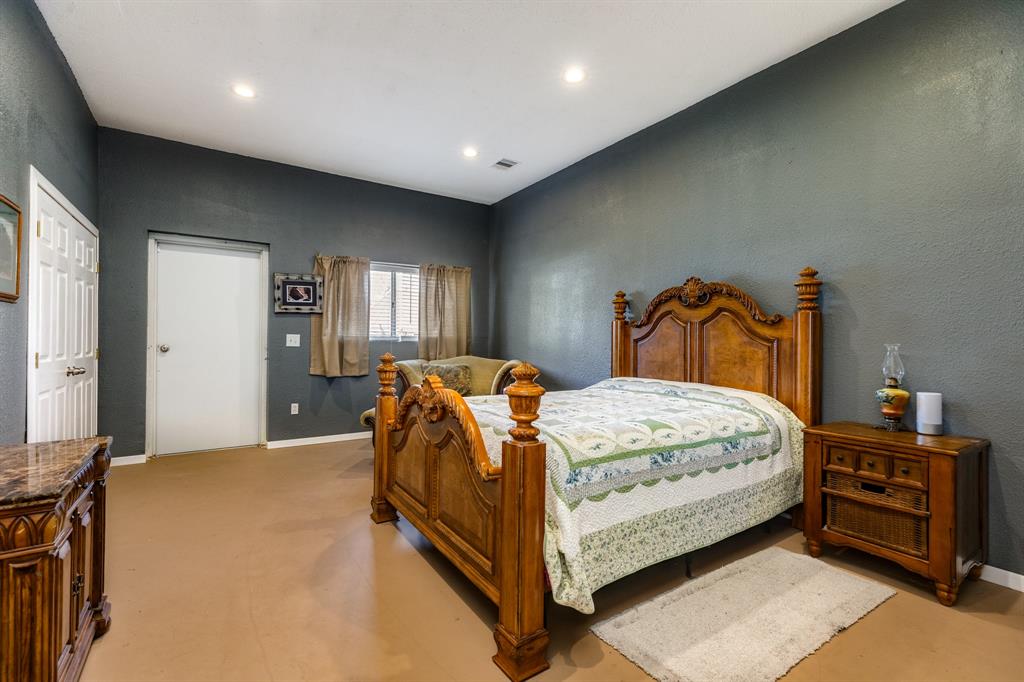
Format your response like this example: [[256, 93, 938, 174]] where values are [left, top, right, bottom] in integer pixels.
[[370, 355, 550, 681]]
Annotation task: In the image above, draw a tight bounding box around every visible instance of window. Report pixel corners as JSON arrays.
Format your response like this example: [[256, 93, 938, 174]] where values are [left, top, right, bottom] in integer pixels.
[[370, 262, 419, 340]]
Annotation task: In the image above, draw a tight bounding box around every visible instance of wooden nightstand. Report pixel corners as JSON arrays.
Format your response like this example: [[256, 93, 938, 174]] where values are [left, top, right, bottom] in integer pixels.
[[803, 422, 988, 606]]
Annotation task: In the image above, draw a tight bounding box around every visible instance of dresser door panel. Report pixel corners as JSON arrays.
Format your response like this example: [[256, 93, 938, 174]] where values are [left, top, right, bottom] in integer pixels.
[[76, 500, 95, 631], [1, 556, 49, 681], [56, 538, 75, 675]]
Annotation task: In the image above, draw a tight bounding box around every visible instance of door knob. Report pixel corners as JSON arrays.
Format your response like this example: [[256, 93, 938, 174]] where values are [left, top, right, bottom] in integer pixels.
[[65, 366, 87, 376], [159, 344, 170, 353]]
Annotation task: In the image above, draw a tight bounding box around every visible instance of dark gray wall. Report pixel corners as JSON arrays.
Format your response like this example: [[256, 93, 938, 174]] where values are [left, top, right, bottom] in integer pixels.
[[490, 0, 1024, 574], [98, 128, 490, 456], [0, 0, 97, 444]]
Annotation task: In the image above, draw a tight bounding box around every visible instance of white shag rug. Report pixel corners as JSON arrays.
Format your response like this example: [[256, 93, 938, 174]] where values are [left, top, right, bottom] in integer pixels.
[[591, 547, 896, 682]]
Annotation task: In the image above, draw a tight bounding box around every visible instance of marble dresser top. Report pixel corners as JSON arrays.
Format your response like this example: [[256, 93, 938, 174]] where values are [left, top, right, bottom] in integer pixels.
[[0, 437, 111, 507]]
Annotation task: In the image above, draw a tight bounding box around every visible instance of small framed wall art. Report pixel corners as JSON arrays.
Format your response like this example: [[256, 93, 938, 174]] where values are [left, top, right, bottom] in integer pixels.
[[274, 273, 323, 313], [0, 194, 22, 303]]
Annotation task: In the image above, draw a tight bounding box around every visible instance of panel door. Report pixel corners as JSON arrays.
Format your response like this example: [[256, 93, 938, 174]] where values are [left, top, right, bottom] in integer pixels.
[[30, 188, 98, 442], [153, 241, 262, 455], [68, 217, 98, 438]]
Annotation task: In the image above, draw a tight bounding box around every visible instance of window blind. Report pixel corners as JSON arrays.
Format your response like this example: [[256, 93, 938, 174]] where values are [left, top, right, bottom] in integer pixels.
[[369, 262, 419, 340]]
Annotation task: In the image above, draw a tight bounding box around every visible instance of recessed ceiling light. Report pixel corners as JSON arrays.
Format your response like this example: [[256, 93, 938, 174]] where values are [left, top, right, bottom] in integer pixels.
[[563, 66, 586, 84], [462, 146, 478, 159], [232, 83, 256, 99]]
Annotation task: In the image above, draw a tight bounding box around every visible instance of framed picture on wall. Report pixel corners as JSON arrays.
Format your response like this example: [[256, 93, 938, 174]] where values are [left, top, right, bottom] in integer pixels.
[[274, 273, 323, 313], [0, 194, 22, 303]]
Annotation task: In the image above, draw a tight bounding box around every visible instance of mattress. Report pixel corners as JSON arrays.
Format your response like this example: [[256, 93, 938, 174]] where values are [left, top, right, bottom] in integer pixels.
[[464, 377, 805, 613]]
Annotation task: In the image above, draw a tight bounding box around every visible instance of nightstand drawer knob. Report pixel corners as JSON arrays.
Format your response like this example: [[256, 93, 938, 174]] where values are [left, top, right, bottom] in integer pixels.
[[866, 459, 875, 467], [836, 455, 844, 462], [900, 466, 910, 475]]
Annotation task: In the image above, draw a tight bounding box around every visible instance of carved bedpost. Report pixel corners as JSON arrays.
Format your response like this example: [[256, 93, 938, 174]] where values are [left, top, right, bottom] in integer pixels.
[[611, 291, 630, 377], [370, 353, 399, 523], [493, 363, 550, 681], [794, 267, 823, 426]]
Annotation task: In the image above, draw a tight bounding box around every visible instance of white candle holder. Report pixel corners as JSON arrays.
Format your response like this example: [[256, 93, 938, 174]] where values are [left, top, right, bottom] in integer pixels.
[[916, 392, 942, 435]]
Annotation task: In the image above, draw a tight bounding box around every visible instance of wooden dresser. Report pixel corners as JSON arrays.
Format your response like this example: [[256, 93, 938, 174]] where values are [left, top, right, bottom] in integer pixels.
[[0, 438, 112, 682], [803, 422, 987, 606]]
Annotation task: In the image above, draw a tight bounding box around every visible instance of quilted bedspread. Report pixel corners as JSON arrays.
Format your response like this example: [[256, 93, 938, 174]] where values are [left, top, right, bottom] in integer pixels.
[[464, 377, 804, 613]]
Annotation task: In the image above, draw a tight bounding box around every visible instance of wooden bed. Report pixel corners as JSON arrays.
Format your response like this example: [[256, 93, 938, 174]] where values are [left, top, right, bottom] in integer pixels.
[[369, 267, 823, 681]]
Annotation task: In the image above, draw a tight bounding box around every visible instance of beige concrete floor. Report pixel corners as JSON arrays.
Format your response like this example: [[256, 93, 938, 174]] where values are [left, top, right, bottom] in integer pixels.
[[83, 440, 1023, 682]]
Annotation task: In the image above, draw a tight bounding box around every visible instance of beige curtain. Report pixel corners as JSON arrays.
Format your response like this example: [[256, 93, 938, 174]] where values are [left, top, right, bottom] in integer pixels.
[[310, 256, 370, 377], [418, 264, 471, 361]]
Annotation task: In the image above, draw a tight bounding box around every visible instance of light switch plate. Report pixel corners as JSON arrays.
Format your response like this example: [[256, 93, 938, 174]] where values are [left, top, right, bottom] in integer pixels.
[[290, 403, 299, 415], [286, 334, 300, 347]]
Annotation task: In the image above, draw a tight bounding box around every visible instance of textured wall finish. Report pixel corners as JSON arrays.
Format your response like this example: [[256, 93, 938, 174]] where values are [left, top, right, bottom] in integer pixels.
[[98, 129, 490, 456], [490, 0, 1024, 574], [0, 0, 97, 444]]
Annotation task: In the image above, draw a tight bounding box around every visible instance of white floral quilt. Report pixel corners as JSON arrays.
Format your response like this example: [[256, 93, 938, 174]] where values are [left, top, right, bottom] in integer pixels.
[[464, 377, 804, 613]]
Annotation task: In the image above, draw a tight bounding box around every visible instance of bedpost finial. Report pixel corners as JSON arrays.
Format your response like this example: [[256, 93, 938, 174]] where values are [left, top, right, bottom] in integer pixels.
[[795, 266, 822, 311], [505, 363, 545, 443], [377, 352, 398, 396], [422, 375, 445, 390], [612, 291, 628, 320]]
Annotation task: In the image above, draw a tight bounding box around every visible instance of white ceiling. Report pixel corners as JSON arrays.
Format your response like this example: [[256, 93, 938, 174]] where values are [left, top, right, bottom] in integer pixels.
[[37, 0, 899, 205]]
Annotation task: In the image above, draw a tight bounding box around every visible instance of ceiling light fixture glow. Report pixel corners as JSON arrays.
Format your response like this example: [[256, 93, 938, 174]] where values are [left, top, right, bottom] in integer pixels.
[[232, 83, 256, 99], [462, 146, 478, 159], [563, 66, 586, 84]]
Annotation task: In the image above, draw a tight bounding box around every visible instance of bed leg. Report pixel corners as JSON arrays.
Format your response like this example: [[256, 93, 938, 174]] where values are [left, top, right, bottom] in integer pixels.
[[684, 554, 693, 579], [370, 353, 398, 523], [493, 364, 550, 682], [789, 503, 805, 531]]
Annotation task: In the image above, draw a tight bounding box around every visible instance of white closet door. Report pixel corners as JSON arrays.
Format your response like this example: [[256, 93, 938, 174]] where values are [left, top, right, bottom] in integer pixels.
[[153, 241, 261, 455], [30, 189, 98, 442]]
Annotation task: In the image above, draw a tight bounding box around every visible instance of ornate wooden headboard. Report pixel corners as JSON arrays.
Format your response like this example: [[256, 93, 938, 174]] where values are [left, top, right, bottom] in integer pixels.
[[611, 267, 822, 426]]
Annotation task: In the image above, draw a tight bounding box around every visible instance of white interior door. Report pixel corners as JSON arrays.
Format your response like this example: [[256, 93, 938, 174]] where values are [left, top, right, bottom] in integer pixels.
[[29, 186, 98, 442], [152, 240, 263, 455]]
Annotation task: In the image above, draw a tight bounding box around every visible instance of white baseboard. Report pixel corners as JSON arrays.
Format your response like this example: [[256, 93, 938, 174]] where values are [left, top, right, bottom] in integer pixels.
[[265, 432, 371, 449], [111, 454, 148, 466], [981, 565, 1024, 593]]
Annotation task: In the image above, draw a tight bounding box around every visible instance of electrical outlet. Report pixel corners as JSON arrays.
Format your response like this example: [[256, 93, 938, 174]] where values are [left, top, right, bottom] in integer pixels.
[[286, 334, 301, 347], [290, 403, 299, 415]]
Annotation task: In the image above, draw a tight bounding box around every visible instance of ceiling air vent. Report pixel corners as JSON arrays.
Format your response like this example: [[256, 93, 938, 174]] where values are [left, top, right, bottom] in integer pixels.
[[493, 158, 519, 170]]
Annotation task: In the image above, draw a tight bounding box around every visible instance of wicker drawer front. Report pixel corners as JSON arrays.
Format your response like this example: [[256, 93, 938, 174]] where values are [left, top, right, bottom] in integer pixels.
[[825, 472, 928, 558]]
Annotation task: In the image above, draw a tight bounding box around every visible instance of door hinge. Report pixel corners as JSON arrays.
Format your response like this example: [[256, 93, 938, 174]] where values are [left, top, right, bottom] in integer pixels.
[[34, 352, 39, 369], [94, 348, 100, 360], [36, 220, 41, 238], [95, 261, 100, 274]]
